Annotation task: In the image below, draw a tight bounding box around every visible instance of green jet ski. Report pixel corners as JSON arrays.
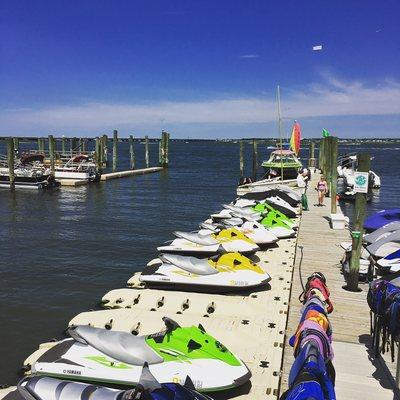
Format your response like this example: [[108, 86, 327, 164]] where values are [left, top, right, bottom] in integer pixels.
[[31, 317, 251, 392]]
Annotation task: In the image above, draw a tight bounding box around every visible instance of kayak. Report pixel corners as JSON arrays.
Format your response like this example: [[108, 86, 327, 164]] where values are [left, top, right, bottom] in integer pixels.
[[32, 318, 251, 392], [139, 252, 271, 292]]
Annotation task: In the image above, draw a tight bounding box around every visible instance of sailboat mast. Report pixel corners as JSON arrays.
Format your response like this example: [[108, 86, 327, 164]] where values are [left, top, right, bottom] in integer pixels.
[[277, 85, 284, 181]]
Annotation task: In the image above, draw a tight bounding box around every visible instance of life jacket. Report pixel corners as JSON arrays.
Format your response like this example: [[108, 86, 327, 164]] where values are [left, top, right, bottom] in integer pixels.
[[291, 320, 334, 362], [300, 274, 333, 314]]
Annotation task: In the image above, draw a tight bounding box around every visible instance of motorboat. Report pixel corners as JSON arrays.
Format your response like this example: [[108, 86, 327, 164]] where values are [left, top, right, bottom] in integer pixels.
[[55, 154, 100, 181], [261, 150, 302, 180]]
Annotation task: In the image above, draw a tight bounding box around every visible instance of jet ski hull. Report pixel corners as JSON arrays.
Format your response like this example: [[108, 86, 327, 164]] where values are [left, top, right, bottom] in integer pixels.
[[364, 208, 400, 232], [32, 340, 251, 392]]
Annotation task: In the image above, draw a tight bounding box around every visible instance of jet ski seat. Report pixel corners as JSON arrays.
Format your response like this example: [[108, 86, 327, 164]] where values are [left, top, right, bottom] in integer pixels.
[[174, 231, 218, 246], [161, 254, 218, 275], [69, 326, 164, 365]]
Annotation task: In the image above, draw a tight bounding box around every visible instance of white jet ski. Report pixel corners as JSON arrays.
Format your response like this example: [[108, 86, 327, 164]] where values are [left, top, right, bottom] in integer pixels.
[[16, 364, 212, 400], [366, 230, 400, 258], [376, 249, 400, 273], [199, 221, 278, 245], [364, 223, 400, 244], [158, 228, 259, 254], [339, 242, 370, 260], [32, 318, 251, 392], [140, 252, 271, 292]]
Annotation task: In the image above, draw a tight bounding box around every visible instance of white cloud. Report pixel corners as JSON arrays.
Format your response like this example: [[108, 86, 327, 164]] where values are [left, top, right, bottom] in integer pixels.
[[1, 76, 399, 135], [239, 54, 260, 59]]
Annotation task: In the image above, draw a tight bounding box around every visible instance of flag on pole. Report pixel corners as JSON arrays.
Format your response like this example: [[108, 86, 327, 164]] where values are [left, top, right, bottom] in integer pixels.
[[290, 121, 301, 155], [322, 128, 330, 137]]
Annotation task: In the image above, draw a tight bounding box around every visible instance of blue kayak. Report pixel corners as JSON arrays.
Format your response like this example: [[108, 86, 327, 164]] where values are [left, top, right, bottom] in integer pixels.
[[364, 209, 400, 232]]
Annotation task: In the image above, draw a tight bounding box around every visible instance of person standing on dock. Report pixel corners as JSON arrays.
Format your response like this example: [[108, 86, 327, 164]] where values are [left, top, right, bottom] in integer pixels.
[[316, 175, 328, 206]]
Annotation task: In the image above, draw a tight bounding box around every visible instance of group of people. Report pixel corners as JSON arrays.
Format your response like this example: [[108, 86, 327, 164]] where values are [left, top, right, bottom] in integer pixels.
[[297, 168, 328, 207]]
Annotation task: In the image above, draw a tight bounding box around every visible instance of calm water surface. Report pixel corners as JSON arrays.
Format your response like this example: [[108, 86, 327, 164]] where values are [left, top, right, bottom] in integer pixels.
[[0, 140, 399, 384]]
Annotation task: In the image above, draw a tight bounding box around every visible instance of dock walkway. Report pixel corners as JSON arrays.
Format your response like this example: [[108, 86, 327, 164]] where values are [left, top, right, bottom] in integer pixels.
[[280, 173, 398, 399]]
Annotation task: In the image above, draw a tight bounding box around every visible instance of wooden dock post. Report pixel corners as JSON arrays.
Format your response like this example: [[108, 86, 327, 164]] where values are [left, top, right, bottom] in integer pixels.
[[165, 132, 170, 166], [308, 141, 315, 169], [129, 135, 135, 169], [145, 135, 149, 168], [112, 130, 118, 172], [325, 137, 332, 186], [38, 137, 45, 153], [94, 137, 100, 169], [81, 138, 86, 152], [48, 135, 55, 174], [347, 153, 371, 291], [330, 137, 338, 214], [61, 137, 66, 154], [13, 137, 19, 154], [239, 140, 244, 177], [159, 131, 169, 168], [252, 139, 258, 181], [318, 138, 326, 173], [6, 137, 15, 189], [102, 135, 108, 167]]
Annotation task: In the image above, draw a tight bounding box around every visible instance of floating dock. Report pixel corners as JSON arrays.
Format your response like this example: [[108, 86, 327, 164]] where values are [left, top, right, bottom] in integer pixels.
[[100, 166, 164, 180], [1, 172, 398, 400]]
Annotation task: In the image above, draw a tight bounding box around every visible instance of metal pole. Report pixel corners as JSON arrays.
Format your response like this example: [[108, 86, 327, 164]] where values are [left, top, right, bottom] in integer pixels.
[[252, 139, 258, 181], [277, 85, 284, 181], [48, 135, 55, 174]]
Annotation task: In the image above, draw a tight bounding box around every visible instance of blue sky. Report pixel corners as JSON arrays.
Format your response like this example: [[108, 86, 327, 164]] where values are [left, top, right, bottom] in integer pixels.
[[1, 1, 399, 138]]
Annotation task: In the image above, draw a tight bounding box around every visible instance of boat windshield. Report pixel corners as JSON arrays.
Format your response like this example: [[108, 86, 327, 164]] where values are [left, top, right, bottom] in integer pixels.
[[269, 153, 298, 164]]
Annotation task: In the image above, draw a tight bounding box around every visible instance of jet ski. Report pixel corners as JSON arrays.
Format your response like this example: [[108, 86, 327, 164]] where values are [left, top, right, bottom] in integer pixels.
[[364, 222, 400, 244], [32, 317, 251, 392], [258, 212, 296, 238], [251, 203, 297, 229], [199, 221, 278, 245], [139, 252, 270, 292], [376, 249, 400, 273], [239, 187, 301, 206], [231, 197, 298, 219], [157, 228, 259, 254], [366, 230, 400, 258], [364, 208, 400, 232], [211, 208, 260, 221], [16, 364, 213, 400]]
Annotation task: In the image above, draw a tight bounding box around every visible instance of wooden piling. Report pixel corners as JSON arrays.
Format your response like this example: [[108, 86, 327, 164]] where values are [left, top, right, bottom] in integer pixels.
[[330, 137, 338, 214], [239, 140, 244, 177], [81, 138, 86, 152], [308, 141, 315, 168], [252, 139, 258, 181], [145, 135, 149, 168], [94, 137, 101, 169], [38, 137, 45, 153], [6, 137, 15, 189], [129, 135, 135, 169], [318, 138, 326, 173], [112, 130, 118, 172], [325, 137, 332, 186], [48, 135, 55, 174], [159, 131, 169, 167], [347, 153, 371, 291], [165, 132, 170, 166], [13, 137, 19, 153], [102, 135, 108, 166], [61, 137, 66, 154]]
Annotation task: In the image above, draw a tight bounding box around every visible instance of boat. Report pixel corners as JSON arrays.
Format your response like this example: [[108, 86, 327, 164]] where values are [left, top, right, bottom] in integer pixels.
[[140, 252, 271, 292], [16, 363, 213, 400], [366, 230, 400, 258], [54, 154, 100, 181], [338, 188, 373, 203], [0, 154, 60, 190], [261, 149, 302, 180], [31, 318, 251, 392], [364, 209, 400, 232], [376, 249, 400, 273], [157, 228, 259, 254]]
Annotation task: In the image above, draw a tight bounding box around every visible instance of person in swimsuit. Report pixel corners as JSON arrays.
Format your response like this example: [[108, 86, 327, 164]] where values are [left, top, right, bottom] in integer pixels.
[[316, 175, 328, 206]]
